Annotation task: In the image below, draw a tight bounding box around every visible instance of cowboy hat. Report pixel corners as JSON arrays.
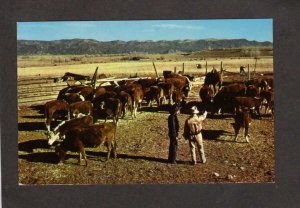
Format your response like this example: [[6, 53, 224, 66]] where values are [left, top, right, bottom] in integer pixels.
[[191, 106, 199, 114]]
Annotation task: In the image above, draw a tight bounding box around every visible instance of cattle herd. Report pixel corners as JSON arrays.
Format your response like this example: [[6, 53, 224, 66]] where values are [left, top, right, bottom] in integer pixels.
[[44, 69, 274, 166]]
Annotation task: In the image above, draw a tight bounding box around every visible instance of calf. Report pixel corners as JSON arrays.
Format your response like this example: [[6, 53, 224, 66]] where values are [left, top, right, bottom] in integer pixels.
[[233, 109, 252, 143], [117, 91, 133, 118], [99, 97, 122, 125], [157, 82, 175, 105], [144, 86, 165, 107], [47, 115, 94, 145], [234, 96, 264, 117], [117, 83, 144, 118], [55, 122, 117, 166], [260, 90, 274, 115], [45, 100, 69, 132], [69, 101, 93, 118]]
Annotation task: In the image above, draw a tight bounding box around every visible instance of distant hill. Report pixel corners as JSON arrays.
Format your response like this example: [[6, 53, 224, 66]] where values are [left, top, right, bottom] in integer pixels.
[[17, 38, 273, 55]]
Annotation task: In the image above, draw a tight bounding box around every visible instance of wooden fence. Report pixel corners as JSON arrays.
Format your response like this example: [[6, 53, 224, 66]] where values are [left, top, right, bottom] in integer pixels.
[[18, 76, 67, 106], [18, 76, 142, 106]]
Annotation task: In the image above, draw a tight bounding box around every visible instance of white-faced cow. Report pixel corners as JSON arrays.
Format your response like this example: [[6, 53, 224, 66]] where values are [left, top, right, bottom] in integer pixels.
[[45, 100, 70, 132], [47, 115, 94, 145], [55, 122, 117, 166]]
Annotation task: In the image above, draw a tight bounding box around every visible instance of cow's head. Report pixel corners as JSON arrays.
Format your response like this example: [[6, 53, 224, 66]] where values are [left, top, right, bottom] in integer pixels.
[[47, 131, 60, 145], [99, 101, 105, 110]]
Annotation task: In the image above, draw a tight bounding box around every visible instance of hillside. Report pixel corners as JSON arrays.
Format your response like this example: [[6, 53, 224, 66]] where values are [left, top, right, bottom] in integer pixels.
[[17, 39, 272, 55]]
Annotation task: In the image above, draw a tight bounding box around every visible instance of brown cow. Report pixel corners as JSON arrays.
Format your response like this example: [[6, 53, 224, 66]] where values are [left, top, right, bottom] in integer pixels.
[[204, 70, 223, 95], [234, 96, 264, 117], [55, 122, 117, 166], [233, 109, 252, 143], [246, 85, 260, 97], [78, 86, 94, 101], [157, 82, 175, 105], [144, 85, 165, 107], [116, 83, 144, 118], [93, 85, 116, 99], [69, 101, 93, 118], [165, 77, 191, 97], [213, 83, 246, 114], [172, 90, 185, 105], [136, 78, 158, 89], [117, 91, 133, 118], [47, 115, 94, 145], [99, 97, 122, 125], [45, 100, 70, 132], [62, 92, 85, 104], [260, 90, 274, 115], [199, 84, 214, 104]]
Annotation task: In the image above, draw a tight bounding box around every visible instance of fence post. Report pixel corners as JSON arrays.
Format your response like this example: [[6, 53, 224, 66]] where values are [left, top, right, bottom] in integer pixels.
[[205, 61, 207, 75], [174, 66, 177, 73], [182, 63, 185, 74], [152, 62, 158, 78], [91, 66, 99, 90], [248, 64, 250, 80], [220, 61, 223, 72]]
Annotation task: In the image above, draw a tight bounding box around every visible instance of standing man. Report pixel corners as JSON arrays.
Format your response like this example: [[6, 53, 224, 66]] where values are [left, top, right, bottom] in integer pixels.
[[183, 106, 207, 165], [167, 104, 180, 164]]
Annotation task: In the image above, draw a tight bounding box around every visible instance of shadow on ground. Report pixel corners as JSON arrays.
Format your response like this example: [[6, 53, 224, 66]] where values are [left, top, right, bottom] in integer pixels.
[[202, 129, 232, 141], [18, 139, 50, 152], [22, 115, 44, 119], [18, 121, 47, 131], [19, 152, 58, 164], [29, 105, 45, 114]]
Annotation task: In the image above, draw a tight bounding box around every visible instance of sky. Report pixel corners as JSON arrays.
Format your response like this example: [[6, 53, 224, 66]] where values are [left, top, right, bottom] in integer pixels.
[[17, 19, 273, 42]]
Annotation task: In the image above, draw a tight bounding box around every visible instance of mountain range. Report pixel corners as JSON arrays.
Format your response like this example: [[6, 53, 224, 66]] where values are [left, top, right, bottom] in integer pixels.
[[17, 38, 272, 55]]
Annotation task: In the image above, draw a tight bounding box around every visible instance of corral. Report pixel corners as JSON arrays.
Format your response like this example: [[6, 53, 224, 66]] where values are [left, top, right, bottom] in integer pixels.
[[18, 57, 274, 184]]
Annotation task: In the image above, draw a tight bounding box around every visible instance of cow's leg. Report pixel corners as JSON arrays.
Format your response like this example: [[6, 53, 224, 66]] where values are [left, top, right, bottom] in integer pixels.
[[115, 116, 119, 126], [213, 85, 216, 96], [45, 117, 51, 132], [244, 125, 250, 143], [67, 110, 70, 120], [111, 140, 117, 158], [122, 104, 126, 118], [256, 106, 261, 119], [133, 101, 137, 118], [106, 142, 112, 162], [234, 124, 240, 142]]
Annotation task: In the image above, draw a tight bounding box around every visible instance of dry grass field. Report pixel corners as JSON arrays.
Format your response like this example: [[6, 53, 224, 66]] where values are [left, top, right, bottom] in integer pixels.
[[18, 54, 273, 78], [17, 53, 274, 185]]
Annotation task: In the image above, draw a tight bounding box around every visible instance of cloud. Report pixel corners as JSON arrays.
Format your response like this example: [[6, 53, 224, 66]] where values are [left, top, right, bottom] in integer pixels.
[[153, 24, 203, 30]]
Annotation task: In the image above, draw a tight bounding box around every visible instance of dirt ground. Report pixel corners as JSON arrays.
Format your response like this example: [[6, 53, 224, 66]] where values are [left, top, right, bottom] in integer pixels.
[[18, 73, 274, 185]]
